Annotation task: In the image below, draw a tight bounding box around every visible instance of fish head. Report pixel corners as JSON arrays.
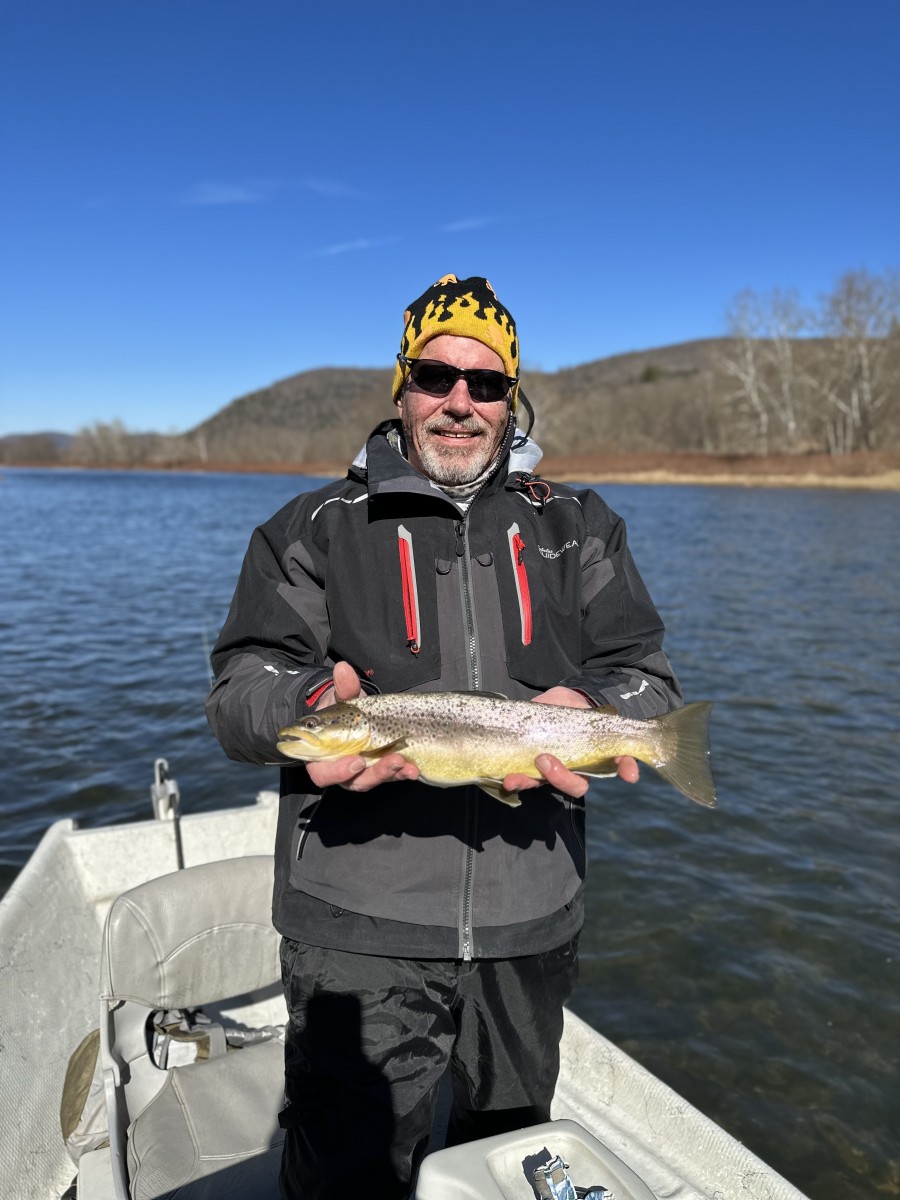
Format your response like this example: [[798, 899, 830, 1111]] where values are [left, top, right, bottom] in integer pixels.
[[276, 702, 372, 762]]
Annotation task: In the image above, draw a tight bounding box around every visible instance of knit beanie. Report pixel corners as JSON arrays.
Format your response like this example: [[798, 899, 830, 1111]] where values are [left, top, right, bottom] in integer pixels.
[[392, 274, 520, 410]]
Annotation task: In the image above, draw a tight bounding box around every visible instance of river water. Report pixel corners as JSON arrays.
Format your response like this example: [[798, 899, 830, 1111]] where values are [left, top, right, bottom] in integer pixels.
[[1, 467, 897, 1199]]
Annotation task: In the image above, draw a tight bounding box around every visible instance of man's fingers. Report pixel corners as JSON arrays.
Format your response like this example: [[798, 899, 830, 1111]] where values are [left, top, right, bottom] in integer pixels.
[[307, 757, 366, 788], [535, 754, 590, 798], [332, 661, 363, 702], [503, 758, 588, 799], [501, 773, 542, 793], [307, 752, 419, 793], [314, 662, 363, 710], [505, 753, 639, 798], [343, 754, 420, 792], [532, 687, 592, 709], [614, 755, 640, 784]]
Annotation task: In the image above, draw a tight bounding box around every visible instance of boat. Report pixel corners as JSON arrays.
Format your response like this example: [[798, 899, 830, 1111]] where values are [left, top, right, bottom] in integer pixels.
[[0, 762, 809, 1200]]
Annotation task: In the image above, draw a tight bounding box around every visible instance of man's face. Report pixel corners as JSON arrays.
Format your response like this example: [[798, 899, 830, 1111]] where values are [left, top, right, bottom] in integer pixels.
[[397, 335, 512, 485]]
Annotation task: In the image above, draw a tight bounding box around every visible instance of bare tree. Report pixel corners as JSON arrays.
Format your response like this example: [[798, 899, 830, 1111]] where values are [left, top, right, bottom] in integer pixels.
[[720, 288, 814, 452], [69, 419, 135, 464], [721, 290, 772, 452], [763, 288, 810, 447], [813, 268, 900, 452]]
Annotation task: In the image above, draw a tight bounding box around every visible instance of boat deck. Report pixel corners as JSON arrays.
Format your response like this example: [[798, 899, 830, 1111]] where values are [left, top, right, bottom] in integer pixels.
[[0, 792, 809, 1199]]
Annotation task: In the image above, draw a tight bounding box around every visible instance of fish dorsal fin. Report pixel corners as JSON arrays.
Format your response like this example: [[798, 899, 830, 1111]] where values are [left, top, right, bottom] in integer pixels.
[[475, 780, 522, 807]]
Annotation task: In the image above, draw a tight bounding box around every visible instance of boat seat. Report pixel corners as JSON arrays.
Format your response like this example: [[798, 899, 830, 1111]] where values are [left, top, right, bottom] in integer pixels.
[[99, 855, 285, 1200]]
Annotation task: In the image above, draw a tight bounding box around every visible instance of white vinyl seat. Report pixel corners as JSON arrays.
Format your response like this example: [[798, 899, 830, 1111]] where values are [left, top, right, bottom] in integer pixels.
[[99, 856, 285, 1200]]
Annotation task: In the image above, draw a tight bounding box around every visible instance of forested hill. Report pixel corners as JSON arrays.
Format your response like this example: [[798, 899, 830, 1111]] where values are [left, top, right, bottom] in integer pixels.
[[173, 339, 736, 464], [4, 332, 899, 466], [192, 367, 394, 465], [177, 334, 900, 462]]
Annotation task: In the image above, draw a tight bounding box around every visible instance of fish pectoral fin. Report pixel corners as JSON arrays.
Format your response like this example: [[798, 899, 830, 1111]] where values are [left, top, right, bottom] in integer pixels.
[[475, 779, 522, 807], [361, 737, 409, 762]]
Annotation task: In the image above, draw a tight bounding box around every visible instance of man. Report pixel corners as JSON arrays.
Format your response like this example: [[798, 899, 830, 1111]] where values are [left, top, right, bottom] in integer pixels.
[[206, 274, 682, 1198]]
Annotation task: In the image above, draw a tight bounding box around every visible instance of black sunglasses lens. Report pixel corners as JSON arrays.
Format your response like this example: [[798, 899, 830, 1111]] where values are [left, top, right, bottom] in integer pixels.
[[406, 359, 511, 403], [465, 371, 509, 403], [409, 361, 456, 396]]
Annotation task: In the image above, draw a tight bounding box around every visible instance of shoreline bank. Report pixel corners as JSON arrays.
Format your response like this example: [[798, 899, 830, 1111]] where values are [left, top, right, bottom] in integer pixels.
[[4, 452, 900, 490]]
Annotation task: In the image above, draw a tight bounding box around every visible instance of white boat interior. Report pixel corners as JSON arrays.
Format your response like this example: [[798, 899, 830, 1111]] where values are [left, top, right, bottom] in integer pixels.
[[0, 771, 810, 1199]]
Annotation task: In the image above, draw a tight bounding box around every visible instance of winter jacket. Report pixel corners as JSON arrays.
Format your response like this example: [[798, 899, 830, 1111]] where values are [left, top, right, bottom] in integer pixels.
[[206, 419, 682, 959]]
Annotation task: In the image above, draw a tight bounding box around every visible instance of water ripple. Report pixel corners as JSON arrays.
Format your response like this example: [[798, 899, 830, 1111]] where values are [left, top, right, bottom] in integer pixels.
[[2, 468, 898, 1197]]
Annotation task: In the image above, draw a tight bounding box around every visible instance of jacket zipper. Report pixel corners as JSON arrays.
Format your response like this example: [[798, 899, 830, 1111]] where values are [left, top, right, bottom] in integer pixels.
[[447, 430, 514, 961], [397, 524, 421, 654], [459, 790, 478, 962], [455, 519, 480, 690], [455, 512, 481, 959], [507, 522, 533, 645]]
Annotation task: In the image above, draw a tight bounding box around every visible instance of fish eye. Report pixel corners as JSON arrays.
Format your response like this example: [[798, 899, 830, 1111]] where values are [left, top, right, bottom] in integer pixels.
[[302, 718, 319, 730]]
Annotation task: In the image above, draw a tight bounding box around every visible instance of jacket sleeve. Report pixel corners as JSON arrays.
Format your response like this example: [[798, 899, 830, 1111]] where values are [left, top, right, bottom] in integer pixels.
[[205, 511, 334, 764], [558, 493, 683, 719]]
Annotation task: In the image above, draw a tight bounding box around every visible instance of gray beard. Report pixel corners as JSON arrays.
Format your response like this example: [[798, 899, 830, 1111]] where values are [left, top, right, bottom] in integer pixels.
[[416, 442, 493, 485], [400, 416, 507, 487]]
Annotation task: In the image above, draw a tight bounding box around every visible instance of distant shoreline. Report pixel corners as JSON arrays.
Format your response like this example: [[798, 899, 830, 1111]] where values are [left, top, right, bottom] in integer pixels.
[[537, 450, 900, 491], [4, 451, 900, 490]]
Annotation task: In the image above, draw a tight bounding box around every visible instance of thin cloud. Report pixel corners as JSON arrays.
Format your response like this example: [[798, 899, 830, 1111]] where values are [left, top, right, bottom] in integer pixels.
[[441, 216, 495, 234], [302, 177, 368, 199], [181, 177, 365, 206], [181, 180, 277, 206], [316, 235, 399, 257]]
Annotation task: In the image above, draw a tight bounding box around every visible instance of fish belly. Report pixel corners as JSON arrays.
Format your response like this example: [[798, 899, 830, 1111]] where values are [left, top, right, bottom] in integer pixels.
[[388, 735, 536, 786]]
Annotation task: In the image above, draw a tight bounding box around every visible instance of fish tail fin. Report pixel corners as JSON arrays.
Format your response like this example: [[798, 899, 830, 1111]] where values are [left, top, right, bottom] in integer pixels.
[[652, 701, 717, 807]]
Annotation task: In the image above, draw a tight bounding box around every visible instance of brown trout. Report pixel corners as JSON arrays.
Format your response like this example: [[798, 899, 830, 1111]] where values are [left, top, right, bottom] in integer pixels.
[[277, 691, 716, 808]]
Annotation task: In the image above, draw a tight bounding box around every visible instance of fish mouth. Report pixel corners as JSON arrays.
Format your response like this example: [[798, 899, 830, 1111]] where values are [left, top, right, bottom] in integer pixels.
[[275, 724, 335, 760], [276, 732, 329, 760]]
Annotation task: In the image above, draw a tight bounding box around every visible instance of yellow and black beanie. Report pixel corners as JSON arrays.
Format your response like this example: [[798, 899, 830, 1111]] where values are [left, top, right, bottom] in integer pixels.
[[393, 274, 520, 409]]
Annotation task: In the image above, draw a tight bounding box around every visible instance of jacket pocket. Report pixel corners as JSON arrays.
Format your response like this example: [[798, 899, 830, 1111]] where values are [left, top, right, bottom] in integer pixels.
[[323, 515, 440, 692], [507, 523, 533, 646], [397, 524, 422, 655], [497, 514, 583, 691]]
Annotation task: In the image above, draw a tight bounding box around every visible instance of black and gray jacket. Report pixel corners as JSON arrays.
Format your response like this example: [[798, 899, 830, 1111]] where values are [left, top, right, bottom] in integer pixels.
[[206, 419, 682, 960]]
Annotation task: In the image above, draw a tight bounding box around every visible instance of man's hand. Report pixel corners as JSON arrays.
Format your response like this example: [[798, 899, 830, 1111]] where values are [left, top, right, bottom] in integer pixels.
[[501, 685, 639, 799], [305, 662, 419, 793]]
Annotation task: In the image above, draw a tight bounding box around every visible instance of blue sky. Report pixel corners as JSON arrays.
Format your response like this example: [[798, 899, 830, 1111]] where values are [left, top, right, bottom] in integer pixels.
[[1, 0, 898, 436]]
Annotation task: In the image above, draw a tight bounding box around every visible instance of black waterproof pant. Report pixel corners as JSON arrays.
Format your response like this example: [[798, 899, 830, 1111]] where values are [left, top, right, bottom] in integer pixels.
[[278, 936, 580, 1200]]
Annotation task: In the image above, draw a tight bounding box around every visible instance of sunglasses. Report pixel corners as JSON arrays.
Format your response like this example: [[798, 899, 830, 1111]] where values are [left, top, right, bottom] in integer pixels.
[[398, 355, 517, 404]]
